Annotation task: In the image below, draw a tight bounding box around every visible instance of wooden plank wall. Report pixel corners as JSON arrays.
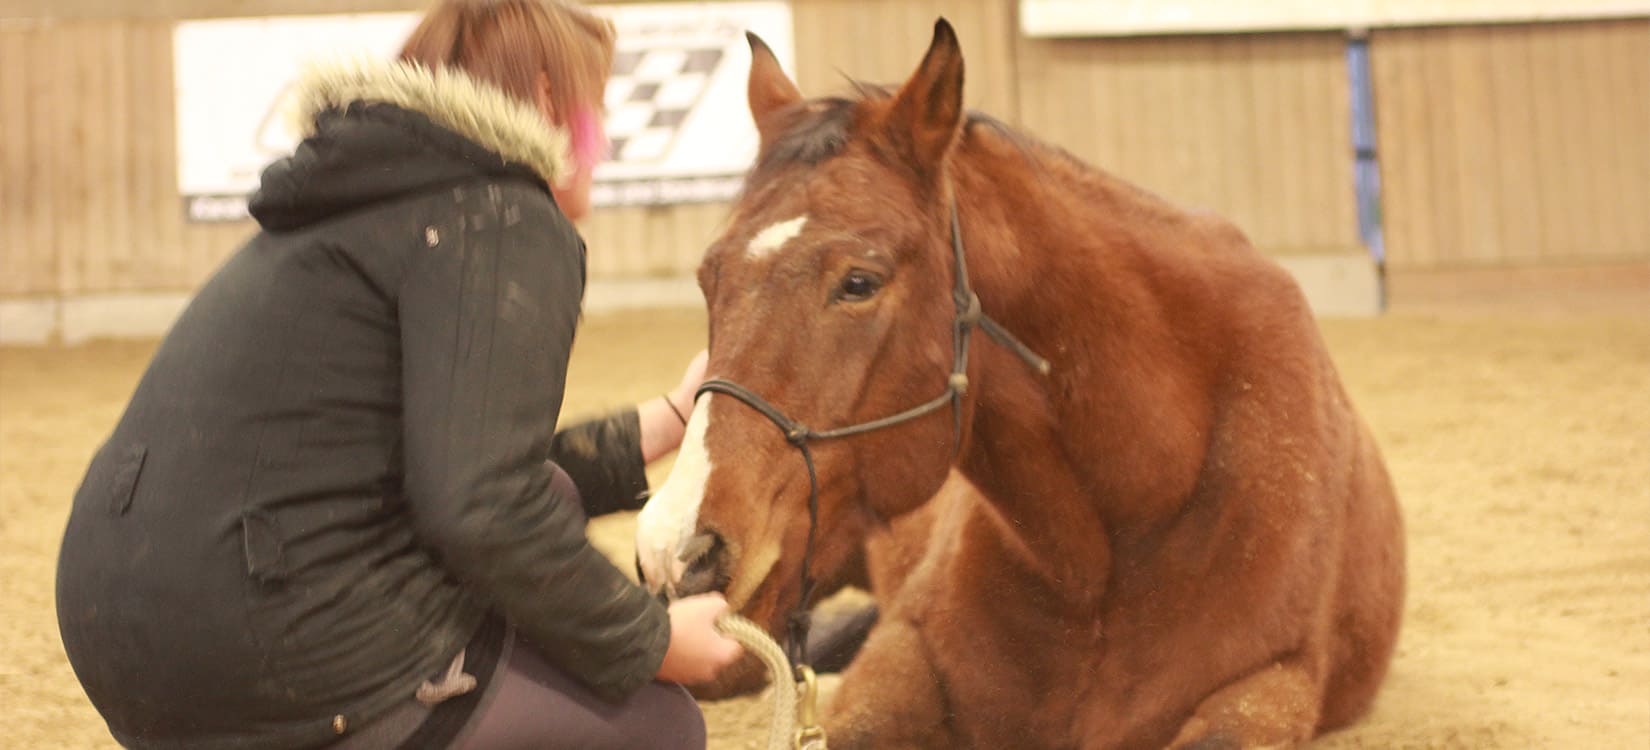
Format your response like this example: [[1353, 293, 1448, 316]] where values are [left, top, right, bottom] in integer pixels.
[[0, 20, 251, 297], [1371, 18, 1650, 269], [791, 0, 1020, 116], [0, 1, 1023, 292], [4, 4, 1648, 303], [1016, 31, 1360, 254], [579, 201, 729, 280]]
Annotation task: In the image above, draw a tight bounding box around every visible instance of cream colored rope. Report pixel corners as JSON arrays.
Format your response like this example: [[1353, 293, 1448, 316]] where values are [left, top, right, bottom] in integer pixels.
[[713, 614, 826, 750]]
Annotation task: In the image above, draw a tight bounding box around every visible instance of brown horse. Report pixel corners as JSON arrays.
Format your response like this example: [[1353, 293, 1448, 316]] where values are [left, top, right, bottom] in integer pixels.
[[636, 20, 1403, 749]]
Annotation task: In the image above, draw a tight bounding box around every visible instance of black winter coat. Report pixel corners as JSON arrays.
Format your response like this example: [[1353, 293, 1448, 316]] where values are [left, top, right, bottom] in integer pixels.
[[55, 61, 670, 750]]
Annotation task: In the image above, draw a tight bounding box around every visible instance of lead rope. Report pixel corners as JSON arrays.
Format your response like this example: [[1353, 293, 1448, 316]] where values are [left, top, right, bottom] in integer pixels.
[[715, 613, 828, 750], [787, 437, 821, 669]]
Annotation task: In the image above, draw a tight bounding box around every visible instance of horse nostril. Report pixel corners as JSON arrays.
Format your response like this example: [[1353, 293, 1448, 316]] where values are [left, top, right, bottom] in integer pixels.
[[677, 530, 726, 597], [635, 553, 670, 604]]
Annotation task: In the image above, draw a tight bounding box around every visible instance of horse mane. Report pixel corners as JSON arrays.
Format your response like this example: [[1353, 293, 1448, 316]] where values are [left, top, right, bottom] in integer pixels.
[[744, 79, 1187, 269], [750, 80, 1088, 190]]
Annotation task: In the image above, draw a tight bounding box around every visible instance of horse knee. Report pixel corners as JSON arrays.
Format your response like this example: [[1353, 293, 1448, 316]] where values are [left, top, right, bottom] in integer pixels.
[[1168, 661, 1320, 750], [1321, 457, 1404, 731], [1319, 612, 1398, 732]]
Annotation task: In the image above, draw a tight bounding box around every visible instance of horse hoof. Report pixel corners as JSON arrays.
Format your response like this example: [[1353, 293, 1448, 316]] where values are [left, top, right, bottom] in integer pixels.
[[805, 603, 880, 673]]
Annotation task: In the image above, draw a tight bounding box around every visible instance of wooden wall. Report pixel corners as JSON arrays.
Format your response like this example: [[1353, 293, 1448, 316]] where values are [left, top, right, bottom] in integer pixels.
[[791, 0, 1021, 116], [1371, 18, 1650, 269], [3, 2, 1648, 303], [1, 20, 250, 297], [1017, 31, 1360, 254]]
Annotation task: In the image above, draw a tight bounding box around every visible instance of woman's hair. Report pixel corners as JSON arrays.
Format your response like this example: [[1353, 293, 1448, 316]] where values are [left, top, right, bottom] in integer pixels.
[[400, 0, 616, 124]]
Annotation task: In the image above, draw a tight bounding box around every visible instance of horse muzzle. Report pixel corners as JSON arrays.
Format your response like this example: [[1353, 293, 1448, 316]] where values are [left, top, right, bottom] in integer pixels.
[[635, 528, 727, 599], [675, 530, 728, 597]]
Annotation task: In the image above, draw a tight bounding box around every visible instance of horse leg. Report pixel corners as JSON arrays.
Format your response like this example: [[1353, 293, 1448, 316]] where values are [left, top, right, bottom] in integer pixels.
[[803, 600, 880, 673], [824, 617, 956, 749], [1163, 660, 1322, 749], [1319, 428, 1404, 732]]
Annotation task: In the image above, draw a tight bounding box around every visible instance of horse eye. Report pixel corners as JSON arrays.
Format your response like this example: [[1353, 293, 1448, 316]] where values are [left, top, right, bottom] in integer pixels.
[[836, 271, 883, 302]]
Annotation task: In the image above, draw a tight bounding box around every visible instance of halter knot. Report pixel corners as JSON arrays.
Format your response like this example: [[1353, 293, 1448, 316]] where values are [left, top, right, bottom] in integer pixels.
[[948, 372, 970, 393], [785, 426, 810, 446], [957, 292, 984, 326], [785, 608, 813, 666]]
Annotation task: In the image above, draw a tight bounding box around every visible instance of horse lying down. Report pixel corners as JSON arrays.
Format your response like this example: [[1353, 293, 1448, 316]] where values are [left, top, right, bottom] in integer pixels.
[[637, 19, 1404, 749]]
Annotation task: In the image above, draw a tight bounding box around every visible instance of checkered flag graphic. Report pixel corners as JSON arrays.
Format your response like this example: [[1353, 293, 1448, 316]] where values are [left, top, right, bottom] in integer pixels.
[[603, 46, 726, 164]]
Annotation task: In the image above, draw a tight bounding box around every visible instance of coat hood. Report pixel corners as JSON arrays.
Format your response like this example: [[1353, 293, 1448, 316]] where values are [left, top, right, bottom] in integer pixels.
[[250, 59, 573, 231]]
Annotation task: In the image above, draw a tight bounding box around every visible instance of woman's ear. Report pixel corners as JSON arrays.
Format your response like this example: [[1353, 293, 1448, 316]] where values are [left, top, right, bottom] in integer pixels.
[[534, 71, 559, 125]]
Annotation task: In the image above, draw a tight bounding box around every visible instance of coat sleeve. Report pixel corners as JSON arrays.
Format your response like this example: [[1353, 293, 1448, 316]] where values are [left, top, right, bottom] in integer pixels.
[[397, 185, 668, 703], [549, 410, 651, 518]]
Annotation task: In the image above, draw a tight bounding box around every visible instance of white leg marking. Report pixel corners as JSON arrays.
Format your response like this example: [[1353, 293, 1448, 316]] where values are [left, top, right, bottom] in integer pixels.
[[746, 215, 808, 259], [636, 394, 714, 595]]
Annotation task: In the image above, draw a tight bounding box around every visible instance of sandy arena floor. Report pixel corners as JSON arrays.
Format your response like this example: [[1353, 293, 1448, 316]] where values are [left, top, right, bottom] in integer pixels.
[[2, 272, 1646, 748]]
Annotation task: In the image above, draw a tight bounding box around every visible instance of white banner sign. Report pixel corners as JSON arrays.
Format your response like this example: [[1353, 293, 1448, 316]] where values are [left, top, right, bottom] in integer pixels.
[[173, 3, 793, 222], [591, 2, 793, 207], [1021, 0, 1650, 37], [173, 13, 420, 222]]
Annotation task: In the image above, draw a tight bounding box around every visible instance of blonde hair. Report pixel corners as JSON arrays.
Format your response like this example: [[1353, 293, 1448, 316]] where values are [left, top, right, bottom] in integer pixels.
[[400, 0, 616, 123]]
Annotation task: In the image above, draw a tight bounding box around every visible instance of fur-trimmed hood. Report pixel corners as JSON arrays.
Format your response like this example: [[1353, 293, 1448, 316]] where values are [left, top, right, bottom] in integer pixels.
[[250, 59, 573, 231], [291, 58, 571, 186]]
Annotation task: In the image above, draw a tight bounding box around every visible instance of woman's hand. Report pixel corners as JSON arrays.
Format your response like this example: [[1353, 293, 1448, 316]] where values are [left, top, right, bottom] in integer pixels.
[[639, 350, 708, 464], [656, 593, 745, 685]]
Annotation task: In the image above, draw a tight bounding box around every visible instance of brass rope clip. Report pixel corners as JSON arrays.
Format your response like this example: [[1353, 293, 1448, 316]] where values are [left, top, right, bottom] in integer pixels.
[[794, 664, 827, 749]]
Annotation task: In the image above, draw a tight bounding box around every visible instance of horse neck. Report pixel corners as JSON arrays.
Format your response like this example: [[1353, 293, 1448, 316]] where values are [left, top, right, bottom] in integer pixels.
[[945, 136, 1215, 578]]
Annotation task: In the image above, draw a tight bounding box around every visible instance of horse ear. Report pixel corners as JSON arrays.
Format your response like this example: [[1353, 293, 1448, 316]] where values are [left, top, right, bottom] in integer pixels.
[[747, 31, 803, 145], [886, 19, 965, 176]]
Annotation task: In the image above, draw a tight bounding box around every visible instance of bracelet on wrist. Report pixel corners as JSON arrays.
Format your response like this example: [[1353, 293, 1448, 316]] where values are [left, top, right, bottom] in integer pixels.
[[662, 394, 689, 426]]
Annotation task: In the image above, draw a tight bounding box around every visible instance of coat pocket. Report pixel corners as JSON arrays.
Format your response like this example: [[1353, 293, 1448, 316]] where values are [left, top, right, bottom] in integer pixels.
[[241, 510, 288, 583], [106, 444, 148, 516]]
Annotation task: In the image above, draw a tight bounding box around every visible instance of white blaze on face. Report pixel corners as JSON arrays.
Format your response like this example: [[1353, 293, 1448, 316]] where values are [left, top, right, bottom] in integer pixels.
[[635, 393, 714, 595], [746, 215, 808, 259]]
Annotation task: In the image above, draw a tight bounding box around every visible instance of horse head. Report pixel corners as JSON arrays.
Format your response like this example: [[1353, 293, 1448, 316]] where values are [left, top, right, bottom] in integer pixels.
[[636, 21, 988, 637]]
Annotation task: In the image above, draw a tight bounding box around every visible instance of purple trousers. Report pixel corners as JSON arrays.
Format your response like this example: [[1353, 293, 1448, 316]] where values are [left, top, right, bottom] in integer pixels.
[[331, 464, 703, 750], [332, 628, 705, 750]]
